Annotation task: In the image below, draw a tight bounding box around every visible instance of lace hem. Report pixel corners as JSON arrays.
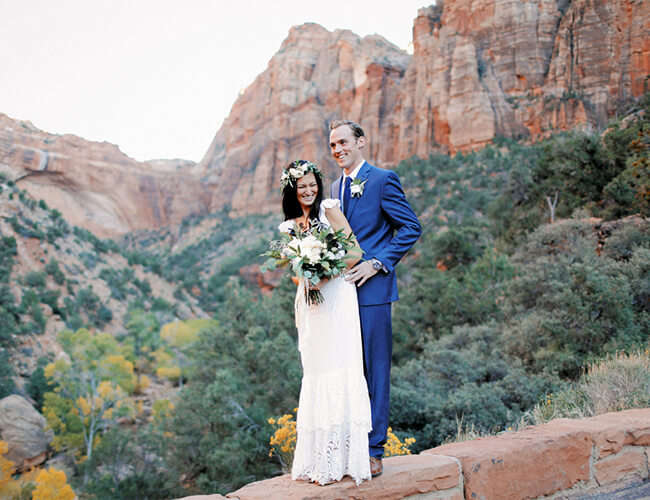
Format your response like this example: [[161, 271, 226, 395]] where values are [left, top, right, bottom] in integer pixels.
[[292, 422, 371, 486]]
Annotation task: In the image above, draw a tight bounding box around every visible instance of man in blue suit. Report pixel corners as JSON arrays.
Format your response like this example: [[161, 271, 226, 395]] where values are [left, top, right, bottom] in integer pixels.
[[329, 120, 421, 477]]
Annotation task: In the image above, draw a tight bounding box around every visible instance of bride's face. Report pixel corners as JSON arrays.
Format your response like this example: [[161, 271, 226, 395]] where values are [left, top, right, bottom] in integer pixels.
[[296, 172, 318, 211]]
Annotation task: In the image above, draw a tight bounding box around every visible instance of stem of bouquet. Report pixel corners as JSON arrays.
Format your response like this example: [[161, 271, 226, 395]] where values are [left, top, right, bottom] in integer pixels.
[[304, 281, 324, 305]]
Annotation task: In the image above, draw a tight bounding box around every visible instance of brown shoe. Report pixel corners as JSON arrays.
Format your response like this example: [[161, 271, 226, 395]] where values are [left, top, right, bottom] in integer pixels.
[[370, 457, 383, 478]]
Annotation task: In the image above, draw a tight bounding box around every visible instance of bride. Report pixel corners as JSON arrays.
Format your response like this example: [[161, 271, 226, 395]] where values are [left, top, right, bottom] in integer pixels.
[[279, 160, 372, 486]]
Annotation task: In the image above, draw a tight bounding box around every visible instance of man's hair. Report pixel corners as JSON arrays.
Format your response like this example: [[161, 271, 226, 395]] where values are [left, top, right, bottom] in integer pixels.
[[329, 120, 365, 138]]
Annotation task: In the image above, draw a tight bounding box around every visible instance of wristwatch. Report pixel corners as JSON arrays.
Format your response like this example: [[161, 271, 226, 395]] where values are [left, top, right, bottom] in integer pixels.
[[371, 258, 384, 272]]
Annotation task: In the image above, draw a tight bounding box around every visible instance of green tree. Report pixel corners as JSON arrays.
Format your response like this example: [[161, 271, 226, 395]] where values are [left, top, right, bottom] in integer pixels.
[[42, 329, 135, 468], [170, 279, 300, 494]]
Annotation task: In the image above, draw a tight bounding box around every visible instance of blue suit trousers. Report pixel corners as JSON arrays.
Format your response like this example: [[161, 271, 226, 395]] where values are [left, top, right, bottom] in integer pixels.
[[359, 303, 392, 458]]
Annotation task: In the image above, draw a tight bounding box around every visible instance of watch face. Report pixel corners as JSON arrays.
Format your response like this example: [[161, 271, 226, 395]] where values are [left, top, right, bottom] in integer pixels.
[[372, 260, 382, 270]]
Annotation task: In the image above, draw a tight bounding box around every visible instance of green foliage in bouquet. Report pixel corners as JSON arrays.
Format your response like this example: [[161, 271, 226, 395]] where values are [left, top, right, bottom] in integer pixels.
[[262, 221, 359, 304]]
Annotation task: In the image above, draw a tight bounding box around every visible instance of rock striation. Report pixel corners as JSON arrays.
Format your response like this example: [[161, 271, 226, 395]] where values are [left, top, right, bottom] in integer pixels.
[[0, 113, 211, 238], [199, 0, 649, 216]]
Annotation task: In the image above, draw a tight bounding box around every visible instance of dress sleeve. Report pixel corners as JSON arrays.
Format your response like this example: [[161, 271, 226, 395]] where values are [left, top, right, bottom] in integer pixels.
[[319, 199, 341, 226], [278, 220, 294, 234], [321, 198, 341, 210]]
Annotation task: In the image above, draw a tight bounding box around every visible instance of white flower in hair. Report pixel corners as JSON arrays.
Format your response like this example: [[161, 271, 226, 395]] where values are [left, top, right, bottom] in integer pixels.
[[280, 161, 321, 189]]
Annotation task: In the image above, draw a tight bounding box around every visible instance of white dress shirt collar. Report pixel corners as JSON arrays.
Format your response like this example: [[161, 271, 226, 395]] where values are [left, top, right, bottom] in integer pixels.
[[345, 160, 365, 180]]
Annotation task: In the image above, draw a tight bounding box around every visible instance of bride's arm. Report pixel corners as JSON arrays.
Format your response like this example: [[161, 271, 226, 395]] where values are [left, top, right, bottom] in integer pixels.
[[324, 206, 363, 268]]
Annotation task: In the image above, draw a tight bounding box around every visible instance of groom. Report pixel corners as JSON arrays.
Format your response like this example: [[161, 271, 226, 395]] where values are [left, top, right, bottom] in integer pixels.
[[329, 120, 421, 476]]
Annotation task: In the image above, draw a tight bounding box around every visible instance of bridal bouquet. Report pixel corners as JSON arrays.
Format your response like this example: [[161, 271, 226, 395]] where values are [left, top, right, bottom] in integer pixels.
[[262, 219, 357, 305]]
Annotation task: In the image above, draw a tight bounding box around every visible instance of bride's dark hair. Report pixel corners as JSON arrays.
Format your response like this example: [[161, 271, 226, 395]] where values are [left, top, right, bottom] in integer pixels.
[[282, 160, 324, 221]]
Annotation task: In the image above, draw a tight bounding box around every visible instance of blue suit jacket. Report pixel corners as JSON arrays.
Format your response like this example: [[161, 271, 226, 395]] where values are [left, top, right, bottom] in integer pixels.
[[331, 161, 421, 306]]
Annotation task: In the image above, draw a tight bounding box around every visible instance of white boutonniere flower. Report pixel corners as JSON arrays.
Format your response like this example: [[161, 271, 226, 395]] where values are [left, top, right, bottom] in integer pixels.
[[350, 178, 367, 198]]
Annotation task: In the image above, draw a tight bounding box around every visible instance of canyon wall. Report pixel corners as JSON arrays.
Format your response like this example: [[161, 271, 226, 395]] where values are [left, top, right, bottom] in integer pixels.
[[197, 23, 411, 216], [2, 0, 647, 232], [0, 114, 210, 237], [199, 0, 649, 216]]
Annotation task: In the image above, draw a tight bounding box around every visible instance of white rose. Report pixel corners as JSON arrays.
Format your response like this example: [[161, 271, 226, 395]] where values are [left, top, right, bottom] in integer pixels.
[[289, 167, 303, 178], [351, 184, 362, 194], [283, 238, 301, 257], [299, 235, 325, 263]]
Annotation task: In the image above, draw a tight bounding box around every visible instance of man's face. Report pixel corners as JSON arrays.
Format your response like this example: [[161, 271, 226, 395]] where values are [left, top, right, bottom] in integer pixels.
[[329, 125, 366, 174]]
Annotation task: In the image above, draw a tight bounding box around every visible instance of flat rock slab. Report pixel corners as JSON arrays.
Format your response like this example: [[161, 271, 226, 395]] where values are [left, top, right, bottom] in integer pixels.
[[225, 453, 461, 500], [426, 427, 592, 499], [424, 409, 650, 500], [541, 410, 650, 459]]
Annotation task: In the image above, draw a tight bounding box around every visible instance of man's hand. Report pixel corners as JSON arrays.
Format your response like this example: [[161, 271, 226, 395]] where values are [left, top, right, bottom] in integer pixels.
[[345, 260, 378, 287]]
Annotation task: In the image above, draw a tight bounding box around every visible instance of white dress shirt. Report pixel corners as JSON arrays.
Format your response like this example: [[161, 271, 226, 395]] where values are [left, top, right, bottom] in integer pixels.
[[339, 160, 365, 206]]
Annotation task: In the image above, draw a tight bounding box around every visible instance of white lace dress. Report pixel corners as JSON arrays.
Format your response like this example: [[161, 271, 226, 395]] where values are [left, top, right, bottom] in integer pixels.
[[288, 199, 372, 485]]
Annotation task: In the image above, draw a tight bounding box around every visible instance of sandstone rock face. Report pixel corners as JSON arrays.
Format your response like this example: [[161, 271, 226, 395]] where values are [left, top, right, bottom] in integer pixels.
[[2, 1, 648, 231], [198, 23, 410, 217], [0, 395, 53, 471], [395, 0, 648, 154], [0, 114, 210, 238], [200, 0, 649, 216]]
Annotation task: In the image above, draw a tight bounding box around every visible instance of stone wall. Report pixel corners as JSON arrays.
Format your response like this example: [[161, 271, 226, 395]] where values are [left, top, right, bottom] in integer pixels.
[[177, 408, 650, 500]]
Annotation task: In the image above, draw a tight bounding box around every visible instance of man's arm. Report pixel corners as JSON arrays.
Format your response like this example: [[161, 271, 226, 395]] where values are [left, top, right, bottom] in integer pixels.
[[346, 170, 421, 287], [374, 170, 421, 272]]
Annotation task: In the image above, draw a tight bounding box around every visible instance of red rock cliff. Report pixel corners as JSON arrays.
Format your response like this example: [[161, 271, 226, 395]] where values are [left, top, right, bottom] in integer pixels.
[[199, 0, 649, 215], [198, 23, 411, 216], [0, 114, 211, 237], [2, 0, 647, 230]]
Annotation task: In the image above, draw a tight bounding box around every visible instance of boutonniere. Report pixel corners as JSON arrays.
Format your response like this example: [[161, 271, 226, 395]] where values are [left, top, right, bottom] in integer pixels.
[[350, 178, 367, 198]]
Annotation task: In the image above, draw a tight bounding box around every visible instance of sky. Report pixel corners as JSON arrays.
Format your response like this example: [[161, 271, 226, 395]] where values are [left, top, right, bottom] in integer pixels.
[[1, 1, 431, 162]]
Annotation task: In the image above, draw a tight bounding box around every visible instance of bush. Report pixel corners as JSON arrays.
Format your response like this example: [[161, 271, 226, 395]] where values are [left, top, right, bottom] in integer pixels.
[[0, 350, 15, 398], [170, 279, 300, 493], [45, 259, 65, 285], [530, 348, 650, 424], [79, 426, 183, 499], [0, 237, 17, 283], [24, 271, 47, 288], [27, 357, 54, 411], [502, 219, 646, 377], [390, 323, 559, 450]]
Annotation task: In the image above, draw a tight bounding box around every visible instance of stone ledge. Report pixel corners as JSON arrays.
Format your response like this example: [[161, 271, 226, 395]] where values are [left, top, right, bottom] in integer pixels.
[[424, 409, 650, 500], [225, 453, 462, 500], [177, 408, 650, 500]]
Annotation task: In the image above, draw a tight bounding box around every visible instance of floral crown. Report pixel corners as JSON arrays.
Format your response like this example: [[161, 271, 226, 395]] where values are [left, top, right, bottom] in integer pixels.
[[280, 161, 321, 189]]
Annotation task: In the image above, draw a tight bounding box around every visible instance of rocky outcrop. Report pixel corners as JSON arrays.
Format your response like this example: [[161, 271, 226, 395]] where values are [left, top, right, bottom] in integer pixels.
[[199, 0, 649, 216], [0, 114, 210, 238], [175, 408, 650, 500], [0, 395, 53, 471]]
